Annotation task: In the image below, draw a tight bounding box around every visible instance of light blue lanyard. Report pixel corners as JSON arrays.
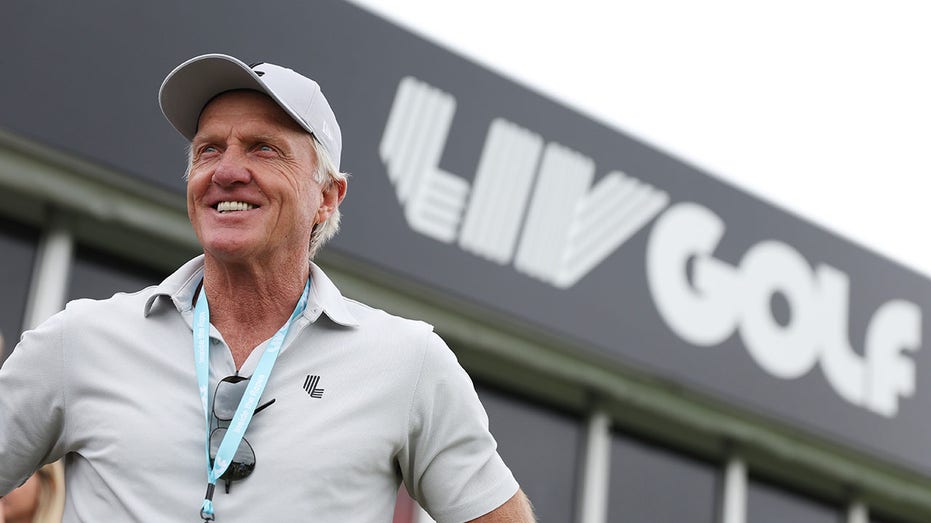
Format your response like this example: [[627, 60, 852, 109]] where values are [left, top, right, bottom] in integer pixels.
[[193, 277, 310, 521]]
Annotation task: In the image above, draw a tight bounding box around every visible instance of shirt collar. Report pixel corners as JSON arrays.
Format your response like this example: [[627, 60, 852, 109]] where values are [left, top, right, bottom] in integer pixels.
[[143, 255, 205, 316], [144, 255, 360, 327], [305, 261, 359, 327]]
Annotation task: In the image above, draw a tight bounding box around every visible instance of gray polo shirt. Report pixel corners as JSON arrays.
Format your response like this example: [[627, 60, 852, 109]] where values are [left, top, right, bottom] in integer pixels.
[[0, 256, 518, 522]]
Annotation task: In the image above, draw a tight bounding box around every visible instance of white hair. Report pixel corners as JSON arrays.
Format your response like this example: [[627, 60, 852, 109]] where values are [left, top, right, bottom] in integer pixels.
[[307, 137, 348, 259]]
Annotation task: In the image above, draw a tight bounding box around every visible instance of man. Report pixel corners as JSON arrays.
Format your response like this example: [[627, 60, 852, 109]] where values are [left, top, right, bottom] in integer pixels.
[[0, 54, 534, 522]]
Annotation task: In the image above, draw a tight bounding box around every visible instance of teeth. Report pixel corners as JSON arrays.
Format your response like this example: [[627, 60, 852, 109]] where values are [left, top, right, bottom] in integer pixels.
[[217, 201, 255, 213]]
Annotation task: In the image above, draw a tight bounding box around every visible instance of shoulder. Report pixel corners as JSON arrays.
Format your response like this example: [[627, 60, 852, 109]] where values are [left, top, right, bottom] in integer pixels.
[[62, 285, 159, 321], [334, 297, 445, 357], [28, 286, 165, 353], [307, 262, 451, 361], [342, 297, 435, 336], [311, 295, 458, 379], [11, 286, 160, 374]]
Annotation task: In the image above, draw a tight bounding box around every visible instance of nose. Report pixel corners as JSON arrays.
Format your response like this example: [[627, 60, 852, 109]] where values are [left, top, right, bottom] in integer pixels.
[[211, 148, 252, 187]]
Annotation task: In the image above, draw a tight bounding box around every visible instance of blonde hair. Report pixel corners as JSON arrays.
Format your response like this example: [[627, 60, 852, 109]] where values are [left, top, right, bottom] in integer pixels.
[[32, 461, 65, 523]]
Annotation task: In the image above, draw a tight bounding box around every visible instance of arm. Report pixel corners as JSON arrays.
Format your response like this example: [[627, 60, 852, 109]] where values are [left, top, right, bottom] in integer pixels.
[[400, 331, 523, 523], [468, 490, 536, 522], [0, 312, 68, 495]]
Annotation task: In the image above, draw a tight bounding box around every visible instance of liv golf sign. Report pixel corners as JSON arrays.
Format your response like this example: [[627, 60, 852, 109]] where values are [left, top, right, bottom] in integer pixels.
[[380, 77, 670, 289], [378, 76, 922, 419], [647, 203, 920, 417]]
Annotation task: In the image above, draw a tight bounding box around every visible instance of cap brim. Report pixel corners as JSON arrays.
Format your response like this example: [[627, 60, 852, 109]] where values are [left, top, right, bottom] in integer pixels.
[[158, 54, 268, 140]]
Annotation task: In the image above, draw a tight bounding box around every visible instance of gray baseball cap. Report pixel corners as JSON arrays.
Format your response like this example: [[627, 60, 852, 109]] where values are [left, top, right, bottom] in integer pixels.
[[158, 53, 342, 169]]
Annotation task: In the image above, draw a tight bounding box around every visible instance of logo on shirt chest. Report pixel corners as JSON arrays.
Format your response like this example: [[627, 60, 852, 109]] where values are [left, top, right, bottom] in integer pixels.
[[302, 374, 325, 399]]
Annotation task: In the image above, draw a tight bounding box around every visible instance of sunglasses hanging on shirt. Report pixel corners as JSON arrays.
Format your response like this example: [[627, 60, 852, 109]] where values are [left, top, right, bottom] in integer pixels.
[[209, 375, 276, 493]]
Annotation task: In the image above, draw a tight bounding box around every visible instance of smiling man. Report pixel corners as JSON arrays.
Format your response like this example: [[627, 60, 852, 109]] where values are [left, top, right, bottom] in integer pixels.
[[0, 54, 533, 522]]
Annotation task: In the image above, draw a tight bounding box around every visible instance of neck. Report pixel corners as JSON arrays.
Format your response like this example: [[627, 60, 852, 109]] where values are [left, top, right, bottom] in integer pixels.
[[203, 255, 309, 314], [201, 253, 310, 367]]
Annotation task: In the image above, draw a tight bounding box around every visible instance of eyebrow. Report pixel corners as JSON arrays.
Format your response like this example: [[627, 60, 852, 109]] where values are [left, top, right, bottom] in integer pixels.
[[251, 134, 285, 145], [191, 132, 288, 147]]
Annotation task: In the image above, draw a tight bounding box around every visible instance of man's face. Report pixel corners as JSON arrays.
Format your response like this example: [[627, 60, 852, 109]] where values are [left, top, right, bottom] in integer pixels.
[[187, 90, 339, 265]]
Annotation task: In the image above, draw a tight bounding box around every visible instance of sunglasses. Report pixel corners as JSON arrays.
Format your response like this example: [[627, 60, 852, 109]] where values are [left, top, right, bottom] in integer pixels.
[[209, 375, 275, 493]]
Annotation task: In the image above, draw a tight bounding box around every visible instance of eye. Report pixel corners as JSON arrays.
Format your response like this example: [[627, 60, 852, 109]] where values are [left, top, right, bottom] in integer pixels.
[[192, 144, 219, 163], [195, 144, 219, 156], [253, 143, 282, 158]]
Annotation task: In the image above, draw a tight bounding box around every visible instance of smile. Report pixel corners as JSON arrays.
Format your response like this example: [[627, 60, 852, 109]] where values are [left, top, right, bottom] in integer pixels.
[[216, 201, 256, 213]]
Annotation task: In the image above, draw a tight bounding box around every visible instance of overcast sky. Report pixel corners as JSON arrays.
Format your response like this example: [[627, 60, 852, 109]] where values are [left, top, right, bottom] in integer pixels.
[[349, 0, 931, 278]]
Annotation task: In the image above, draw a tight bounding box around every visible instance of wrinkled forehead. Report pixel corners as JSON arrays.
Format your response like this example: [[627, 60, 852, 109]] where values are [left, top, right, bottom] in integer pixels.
[[195, 89, 312, 140]]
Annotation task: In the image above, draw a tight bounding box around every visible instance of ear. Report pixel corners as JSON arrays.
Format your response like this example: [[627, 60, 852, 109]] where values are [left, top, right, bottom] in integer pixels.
[[316, 178, 347, 223]]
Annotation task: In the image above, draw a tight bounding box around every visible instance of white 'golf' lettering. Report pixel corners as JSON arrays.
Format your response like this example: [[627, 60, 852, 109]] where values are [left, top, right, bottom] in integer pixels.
[[646, 202, 922, 417]]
